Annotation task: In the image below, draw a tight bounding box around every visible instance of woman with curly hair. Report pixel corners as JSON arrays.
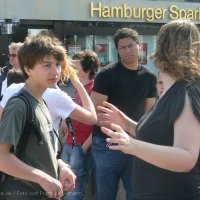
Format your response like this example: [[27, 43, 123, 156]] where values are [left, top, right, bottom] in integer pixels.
[[97, 20, 200, 200]]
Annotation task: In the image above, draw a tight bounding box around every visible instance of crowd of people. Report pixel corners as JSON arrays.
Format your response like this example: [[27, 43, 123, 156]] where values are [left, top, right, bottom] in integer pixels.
[[0, 19, 200, 200]]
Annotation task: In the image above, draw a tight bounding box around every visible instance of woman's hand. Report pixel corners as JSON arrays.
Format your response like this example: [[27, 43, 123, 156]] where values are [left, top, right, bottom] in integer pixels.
[[97, 101, 128, 130], [101, 123, 134, 155]]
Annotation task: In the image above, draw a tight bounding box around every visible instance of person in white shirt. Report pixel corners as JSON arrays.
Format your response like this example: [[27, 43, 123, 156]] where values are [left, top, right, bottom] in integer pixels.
[[0, 83, 75, 131]]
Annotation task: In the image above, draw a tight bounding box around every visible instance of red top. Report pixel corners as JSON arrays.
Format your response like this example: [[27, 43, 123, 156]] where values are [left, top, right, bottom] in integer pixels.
[[65, 81, 94, 145]]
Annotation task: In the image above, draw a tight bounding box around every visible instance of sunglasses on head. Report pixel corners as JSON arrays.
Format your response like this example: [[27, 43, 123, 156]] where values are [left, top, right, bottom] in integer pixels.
[[9, 54, 17, 58]]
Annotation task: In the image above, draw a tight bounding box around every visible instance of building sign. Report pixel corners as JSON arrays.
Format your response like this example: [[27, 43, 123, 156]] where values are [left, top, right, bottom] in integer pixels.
[[90, 2, 200, 22], [2, 0, 200, 23]]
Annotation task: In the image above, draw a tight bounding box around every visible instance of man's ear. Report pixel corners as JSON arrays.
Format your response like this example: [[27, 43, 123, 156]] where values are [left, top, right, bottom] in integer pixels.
[[24, 66, 31, 76]]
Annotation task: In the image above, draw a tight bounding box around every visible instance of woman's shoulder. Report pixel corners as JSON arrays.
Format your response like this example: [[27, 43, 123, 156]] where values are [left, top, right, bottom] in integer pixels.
[[163, 80, 200, 124], [186, 80, 200, 91], [185, 81, 200, 121]]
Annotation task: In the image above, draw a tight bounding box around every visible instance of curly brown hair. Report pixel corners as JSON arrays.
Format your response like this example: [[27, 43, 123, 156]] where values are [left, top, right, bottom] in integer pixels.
[[154, 20, 200, 81], [114, 28, 139, 48]]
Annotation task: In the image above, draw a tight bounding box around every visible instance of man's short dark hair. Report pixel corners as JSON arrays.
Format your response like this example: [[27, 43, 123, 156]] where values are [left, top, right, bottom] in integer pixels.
[[114, 28, 139, 48]]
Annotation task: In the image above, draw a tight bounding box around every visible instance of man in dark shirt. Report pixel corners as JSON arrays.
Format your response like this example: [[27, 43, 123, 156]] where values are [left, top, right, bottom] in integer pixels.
[[90, 28, 157, 200]]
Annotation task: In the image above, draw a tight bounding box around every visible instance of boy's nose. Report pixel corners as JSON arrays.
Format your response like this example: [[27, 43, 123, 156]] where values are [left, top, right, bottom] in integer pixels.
[[52, 65, 61, 74]]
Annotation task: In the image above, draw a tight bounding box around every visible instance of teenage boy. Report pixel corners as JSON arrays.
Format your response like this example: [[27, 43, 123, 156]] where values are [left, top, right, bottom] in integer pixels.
[[0, 34, 76, 200]]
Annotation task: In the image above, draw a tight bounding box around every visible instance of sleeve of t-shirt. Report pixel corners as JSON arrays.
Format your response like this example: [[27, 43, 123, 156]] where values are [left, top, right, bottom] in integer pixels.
[[0, 98, 26, 149], [46, 89, 76, 120], [0, 83, 24, 108], [147, 74, 157, 98], [92, 70, 112, 96], [0, 91, 8, 108]]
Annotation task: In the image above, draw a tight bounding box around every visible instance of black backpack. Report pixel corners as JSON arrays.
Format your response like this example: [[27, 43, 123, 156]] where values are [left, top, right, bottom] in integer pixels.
[[0, 93, 63, 183], [11, 93, 45, 154]]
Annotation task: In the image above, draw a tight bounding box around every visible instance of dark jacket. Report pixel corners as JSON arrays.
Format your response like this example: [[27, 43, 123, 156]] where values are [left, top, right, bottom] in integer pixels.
[[0, 65, 12, 99]]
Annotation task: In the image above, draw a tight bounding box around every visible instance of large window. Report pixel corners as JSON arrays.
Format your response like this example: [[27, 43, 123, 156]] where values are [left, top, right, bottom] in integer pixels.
[[65, 34, 118, 67]]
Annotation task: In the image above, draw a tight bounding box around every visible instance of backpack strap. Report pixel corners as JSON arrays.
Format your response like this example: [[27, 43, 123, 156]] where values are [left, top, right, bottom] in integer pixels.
[[8, 93, 44, 157], [0, 93, 44, 183], [43, 99, 63, 159], [9, 93, 63, 159]]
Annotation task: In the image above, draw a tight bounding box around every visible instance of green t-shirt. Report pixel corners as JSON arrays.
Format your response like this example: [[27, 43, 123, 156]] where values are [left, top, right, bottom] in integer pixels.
[[0, 89, 58, 191]]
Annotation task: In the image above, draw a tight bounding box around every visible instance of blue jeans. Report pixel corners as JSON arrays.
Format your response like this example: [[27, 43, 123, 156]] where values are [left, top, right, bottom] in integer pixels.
[[62, 144, 91, 200], [91, 136, 134, 200]]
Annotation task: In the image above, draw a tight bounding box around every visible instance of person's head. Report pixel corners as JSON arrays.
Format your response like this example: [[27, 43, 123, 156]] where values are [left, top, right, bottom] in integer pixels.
[[156, 71, 164, 98], [8, 42, 23, 69], [7, 69, 25, 87], [17, 32, 68, 88], [154, 20, 200, 81], [114, 28, 140, 65], [72, 50, 99, 83]]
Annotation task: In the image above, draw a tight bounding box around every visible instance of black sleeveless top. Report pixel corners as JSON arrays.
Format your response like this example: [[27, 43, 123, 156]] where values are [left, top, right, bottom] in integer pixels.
[[133, 80, 200, 200]]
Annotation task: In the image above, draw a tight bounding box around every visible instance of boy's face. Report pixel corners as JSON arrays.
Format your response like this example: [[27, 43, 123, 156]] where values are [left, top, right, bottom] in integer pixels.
[[25, 55, 61, 89], [73, 60, 89, 83]]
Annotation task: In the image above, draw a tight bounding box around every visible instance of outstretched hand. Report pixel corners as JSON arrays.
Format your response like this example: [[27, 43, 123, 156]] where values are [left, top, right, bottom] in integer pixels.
[[101, 123, 134, 155], [97, 101, 128, 130]]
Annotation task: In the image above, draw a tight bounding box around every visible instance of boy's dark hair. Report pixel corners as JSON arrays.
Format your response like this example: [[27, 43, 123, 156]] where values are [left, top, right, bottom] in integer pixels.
[[114, 28, 139, 48], [18, 32, 66, 80], [72, 50, 99, 80], [7, 69, 25, 87]]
